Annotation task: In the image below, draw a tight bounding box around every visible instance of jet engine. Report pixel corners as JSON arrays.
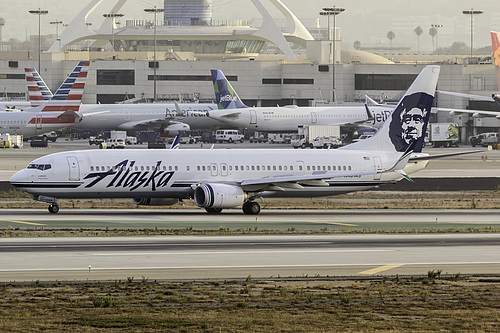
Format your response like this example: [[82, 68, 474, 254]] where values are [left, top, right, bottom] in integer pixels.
[[492, 93, 500, 105], [159, 123, 190, 136], [193, 183, 245, 209], [132, 198, 179, 206]]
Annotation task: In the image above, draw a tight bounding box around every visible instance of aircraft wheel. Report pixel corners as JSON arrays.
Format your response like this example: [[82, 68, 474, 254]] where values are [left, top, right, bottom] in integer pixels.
[[243, 201, 260, 215], [48, 204, 59, 214], [205, 207, 223, 214]]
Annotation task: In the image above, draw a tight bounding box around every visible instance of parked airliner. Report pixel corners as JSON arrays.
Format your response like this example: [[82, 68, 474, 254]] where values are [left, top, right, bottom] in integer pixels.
[[437, 31, 500, 115], [11, 66, 440, 214], [0, 61, 90, 138], [207, 69, 393, 132], [24, 68, 224, 135]]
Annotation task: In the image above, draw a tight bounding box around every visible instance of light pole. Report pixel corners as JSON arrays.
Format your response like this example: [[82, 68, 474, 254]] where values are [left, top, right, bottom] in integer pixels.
[[431, 24, 443, 51], [144, 6, 165, 102], [320, 6, 344, 103], [103, 12, 124, 51], [462, 9, 483, 58], [0, 18, 4, 52], [50, 20, 63, 50], [29, 8, 48, 71]]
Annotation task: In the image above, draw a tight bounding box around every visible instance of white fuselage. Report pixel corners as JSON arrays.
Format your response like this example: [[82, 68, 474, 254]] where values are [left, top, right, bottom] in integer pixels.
[[10, 148, 407, 200], [72, 103, 223, 131], [209, 105, 393, 132], [0, 109, 74, 137]]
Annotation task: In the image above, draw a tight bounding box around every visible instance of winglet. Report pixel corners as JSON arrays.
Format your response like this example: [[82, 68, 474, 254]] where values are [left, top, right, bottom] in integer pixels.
[[364, 104, 374, 122], [174, 101, 183, 117], [170, 134, 181, 149]]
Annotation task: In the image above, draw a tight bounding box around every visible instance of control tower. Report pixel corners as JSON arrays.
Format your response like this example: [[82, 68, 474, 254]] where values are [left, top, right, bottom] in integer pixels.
[[164, 0, 213, 26]]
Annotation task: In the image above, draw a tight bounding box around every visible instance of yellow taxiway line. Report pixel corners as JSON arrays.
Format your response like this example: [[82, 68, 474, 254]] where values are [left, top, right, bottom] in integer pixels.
[[358, 264, 405, 275], [3, 220, 46, 226], [308, 221, 359, 227]]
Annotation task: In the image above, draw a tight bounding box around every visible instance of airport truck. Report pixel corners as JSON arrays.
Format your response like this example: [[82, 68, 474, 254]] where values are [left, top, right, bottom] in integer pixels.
[[426, 123, 459, 147], [291, 125, 342, 149]]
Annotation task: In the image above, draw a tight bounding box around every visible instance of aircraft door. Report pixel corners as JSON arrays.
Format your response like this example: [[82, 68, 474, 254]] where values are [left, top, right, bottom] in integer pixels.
[[249, 110, 257, 124], [311, 112, 317, 124], [373, 157, 382, 180], [124, 109, 130, 121], [35, 115, 43, 130], [67, 156, 80, 181], [210, 163, 218, 177]]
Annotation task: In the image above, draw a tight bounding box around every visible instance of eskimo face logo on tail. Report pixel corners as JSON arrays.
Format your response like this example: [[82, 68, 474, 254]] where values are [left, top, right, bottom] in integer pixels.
[[389, 92, 433, 152]]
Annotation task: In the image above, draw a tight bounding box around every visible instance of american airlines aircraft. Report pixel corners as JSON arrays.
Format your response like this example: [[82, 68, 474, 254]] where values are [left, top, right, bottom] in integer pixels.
[[11, 65, 440, 214], [25, 68, 223, 135], [207, 69, 392, 132], [0, 61, 90, 138]]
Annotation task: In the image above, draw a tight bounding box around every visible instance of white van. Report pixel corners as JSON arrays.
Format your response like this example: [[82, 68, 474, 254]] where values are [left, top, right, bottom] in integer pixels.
[[215, 130, 244, 143]]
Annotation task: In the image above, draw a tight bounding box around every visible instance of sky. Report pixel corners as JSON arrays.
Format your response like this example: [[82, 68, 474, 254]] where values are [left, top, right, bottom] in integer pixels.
[[2, 0, 500, 52]]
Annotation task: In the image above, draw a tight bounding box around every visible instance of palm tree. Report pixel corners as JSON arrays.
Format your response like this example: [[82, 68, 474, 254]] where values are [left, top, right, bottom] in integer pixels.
[[429, 27, 437, 52], [387, 31, 395, 50], [414, 26, 423, 53]]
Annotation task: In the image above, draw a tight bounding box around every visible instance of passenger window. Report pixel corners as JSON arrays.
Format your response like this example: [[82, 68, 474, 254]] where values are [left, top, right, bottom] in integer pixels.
[[90, 166, 94, 171]]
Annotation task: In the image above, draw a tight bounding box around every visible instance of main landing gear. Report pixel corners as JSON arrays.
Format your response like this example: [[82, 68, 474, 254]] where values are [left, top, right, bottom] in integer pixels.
[[242, 201, 260, 215], [48, 204, 60, 214]]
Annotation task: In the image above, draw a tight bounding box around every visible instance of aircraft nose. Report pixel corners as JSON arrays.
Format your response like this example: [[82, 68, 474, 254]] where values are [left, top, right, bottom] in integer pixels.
[[10, 169, 27, 185]]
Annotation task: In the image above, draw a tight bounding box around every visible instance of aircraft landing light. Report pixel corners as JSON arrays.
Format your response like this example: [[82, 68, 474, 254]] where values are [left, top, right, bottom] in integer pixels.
[[357, 264, 405, 275], [2, 220, 46, 226], [308, 221, 359, 227]]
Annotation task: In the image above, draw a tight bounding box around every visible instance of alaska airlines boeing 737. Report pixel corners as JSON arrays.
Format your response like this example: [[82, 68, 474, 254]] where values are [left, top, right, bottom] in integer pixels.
[[0, 61, 90, 138], [24, 68, 223, 135], [11, 66, 440, 214], [207, 69, 393, 132]]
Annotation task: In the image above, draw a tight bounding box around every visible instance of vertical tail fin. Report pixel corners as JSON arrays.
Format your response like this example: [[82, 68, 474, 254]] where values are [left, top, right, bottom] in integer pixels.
[[25, 68, 53, 107], [210, 69, 247, 109], [40, 61, 90, 112], [491, 31, 500, 91], [341, 65, 440, 153]]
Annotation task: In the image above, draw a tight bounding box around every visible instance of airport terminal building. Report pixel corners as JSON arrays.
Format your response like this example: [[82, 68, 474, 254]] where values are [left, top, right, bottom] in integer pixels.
[[0, 0, 499, 143]]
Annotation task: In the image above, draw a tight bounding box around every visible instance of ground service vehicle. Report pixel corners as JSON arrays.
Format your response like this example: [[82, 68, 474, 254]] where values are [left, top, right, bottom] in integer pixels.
[[215, 130, 244, 143], [291, 125, 341, 149], [427, 123, 459, 147]]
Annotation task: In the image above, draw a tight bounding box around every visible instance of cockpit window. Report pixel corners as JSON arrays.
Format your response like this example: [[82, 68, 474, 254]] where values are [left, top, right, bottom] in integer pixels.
[[27, 163, 52, 171]]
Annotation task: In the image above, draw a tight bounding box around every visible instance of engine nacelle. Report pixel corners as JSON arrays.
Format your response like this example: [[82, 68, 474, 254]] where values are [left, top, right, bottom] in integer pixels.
[[160, 123, 190, 136], [492, 93, 500, 105], [132, 198, 179, 206], [193, 183, 245, 209]]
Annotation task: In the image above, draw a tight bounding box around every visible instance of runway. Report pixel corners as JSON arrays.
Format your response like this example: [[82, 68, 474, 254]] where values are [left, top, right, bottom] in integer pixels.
[[1, 234, 500, 282]]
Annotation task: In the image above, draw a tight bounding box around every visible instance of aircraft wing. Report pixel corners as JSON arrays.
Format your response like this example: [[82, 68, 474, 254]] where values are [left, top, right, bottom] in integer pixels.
[[409, 150, 482, 161], [437, 90, 495, 102], [436, 107, 500, 118], [78, 111, 109, 118], [239, 169, 379, 190], [117, 119, 185, 130]]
